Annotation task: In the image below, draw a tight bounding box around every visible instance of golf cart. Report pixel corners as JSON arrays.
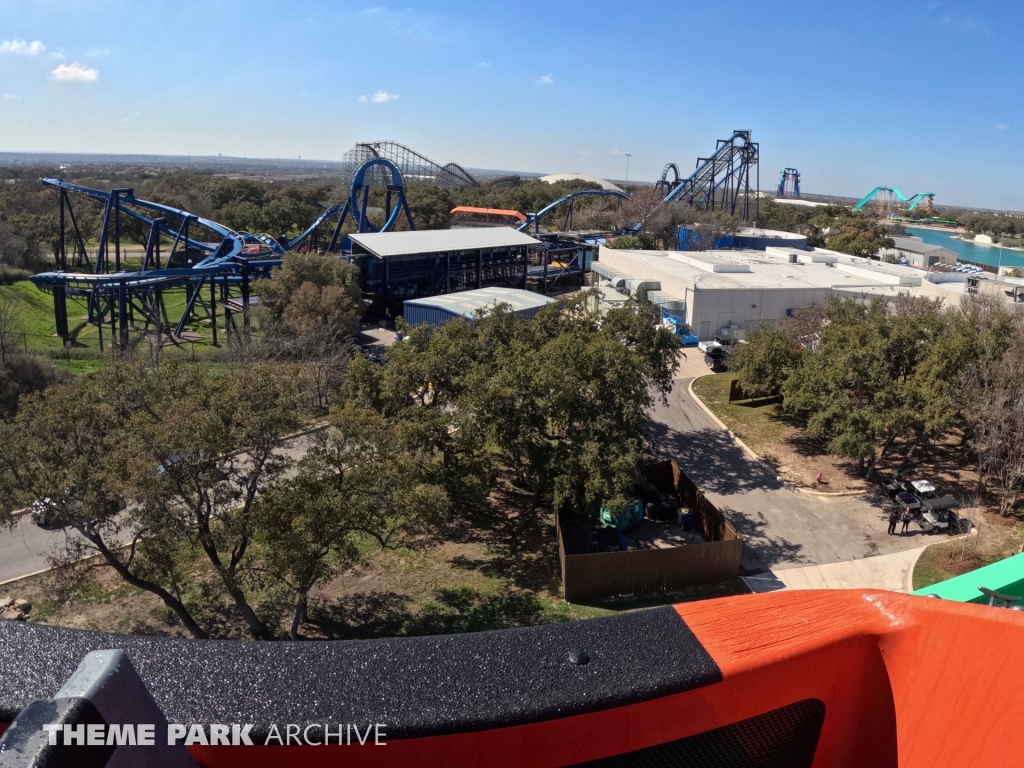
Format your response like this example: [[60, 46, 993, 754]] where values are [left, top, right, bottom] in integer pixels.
[[30, 497, 83, 530], [880, 468, 913, 498], [894, 491, 921, 514], [918, 497, 971, 535], [907, 480, 938, 501]]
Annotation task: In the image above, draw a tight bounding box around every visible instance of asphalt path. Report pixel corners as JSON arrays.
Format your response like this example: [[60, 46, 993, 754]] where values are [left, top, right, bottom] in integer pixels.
[[649, 366, 930, 577], [0, 433, 318, 585]]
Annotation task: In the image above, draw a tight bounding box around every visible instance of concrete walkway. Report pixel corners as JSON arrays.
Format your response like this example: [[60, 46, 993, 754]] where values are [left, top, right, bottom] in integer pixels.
[[771, 547, 924, 593]]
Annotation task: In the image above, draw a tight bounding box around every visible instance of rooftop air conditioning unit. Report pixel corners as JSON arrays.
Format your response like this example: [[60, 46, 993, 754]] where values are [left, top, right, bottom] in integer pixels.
[[789, 253, 799, 264]]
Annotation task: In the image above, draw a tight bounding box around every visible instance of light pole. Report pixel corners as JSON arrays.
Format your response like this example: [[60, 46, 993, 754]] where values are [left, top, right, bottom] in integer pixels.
[[624, 153, 632, 182]]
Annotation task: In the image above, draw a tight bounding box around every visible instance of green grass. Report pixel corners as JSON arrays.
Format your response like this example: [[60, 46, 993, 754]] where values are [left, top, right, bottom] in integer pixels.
[[1, 281, 69, 350], [690, 374, 789, 451], [3, 280, 230, 369], [912, 522, 1024, 591]]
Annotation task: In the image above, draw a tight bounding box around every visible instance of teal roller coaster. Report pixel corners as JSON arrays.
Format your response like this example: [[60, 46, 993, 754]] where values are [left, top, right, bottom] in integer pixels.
[[854, 187, 935, 213]]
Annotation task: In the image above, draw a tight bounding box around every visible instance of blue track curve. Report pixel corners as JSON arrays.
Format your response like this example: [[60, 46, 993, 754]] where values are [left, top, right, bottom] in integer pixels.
[[518, 189, 629, 233]]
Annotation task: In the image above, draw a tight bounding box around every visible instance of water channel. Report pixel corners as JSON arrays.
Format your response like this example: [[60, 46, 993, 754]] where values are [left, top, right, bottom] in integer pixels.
[[905, 226, 1024, 270]]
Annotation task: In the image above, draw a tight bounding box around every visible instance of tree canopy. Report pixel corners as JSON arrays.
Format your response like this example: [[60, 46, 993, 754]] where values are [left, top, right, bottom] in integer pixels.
[[728, 296, 1022, 499]]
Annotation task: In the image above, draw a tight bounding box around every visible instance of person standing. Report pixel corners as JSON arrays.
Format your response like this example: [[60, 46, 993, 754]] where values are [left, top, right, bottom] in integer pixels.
[[900, 507, 914, 536], [888, 507, 899, 536]]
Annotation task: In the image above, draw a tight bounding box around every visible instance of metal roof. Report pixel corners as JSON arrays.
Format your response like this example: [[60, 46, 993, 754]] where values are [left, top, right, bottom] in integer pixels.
[[349, 227, 540, 258], [889, 236, 956, 257], [403, 287, 555, 318], [538, 173, 625, 193]]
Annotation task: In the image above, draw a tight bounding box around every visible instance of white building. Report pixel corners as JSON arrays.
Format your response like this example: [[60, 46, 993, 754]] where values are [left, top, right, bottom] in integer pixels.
[[593, 246, 926, 341], [878, 235, 957, 268]]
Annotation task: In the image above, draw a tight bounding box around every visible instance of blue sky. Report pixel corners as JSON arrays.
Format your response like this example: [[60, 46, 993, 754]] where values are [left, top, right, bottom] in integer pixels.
[[1, 0, 1020, 209]]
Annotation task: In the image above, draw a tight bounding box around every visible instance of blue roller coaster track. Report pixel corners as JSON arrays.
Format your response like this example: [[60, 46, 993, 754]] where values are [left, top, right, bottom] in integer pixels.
[[854, 187, 935, 212], [517, 189, 629, 234], [660, 130, 759, 219], [656, 163, 681, 196], [31, 157, 415, 348]]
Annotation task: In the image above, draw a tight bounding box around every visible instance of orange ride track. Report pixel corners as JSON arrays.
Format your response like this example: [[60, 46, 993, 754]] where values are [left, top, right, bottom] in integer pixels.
[[3, 590, 1023, 767], [175, 590, 1024, 768]]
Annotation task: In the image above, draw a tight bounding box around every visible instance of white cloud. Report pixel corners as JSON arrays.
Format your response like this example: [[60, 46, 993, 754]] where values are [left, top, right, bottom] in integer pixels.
[[87, 48, 110, 57], [360, 90, 399, 103], [478, 61, 491, 68], [51, 62, 99, 81], [3, 94, 19, 99], [995, 123, 1009, 130], [357, 6, 433, 38], [536, 73, 554, 85], [0, 39, 45, 55]]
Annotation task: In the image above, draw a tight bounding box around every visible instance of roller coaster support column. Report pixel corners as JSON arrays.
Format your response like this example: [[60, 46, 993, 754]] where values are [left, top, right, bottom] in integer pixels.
[[240, 259, 252, 345], [58, 188, 65, 271], [118, 279, 129, 348], [53, 287, 68, 342], [210, 278, 218, 347], [142, 218, 165, 270], [55, 186, 91, 271]]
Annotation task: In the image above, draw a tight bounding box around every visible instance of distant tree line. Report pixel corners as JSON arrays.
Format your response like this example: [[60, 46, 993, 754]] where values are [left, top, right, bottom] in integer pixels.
[[757, 200, 895, 258]]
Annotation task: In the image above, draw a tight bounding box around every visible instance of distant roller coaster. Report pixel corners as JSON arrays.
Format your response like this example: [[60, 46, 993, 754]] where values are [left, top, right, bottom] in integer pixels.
[[656, 130, 759, 219], [854, 187, 935, 214], [30, 156, 416, 348], [777, 168, 801, 199], [341, 141, 516, 192]]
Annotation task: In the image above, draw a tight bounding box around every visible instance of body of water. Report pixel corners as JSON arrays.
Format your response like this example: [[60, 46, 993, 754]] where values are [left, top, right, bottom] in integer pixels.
[[905, 226, 1024, 269]]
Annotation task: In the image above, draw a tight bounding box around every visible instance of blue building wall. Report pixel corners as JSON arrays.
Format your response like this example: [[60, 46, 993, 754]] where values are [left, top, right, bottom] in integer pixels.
[[676, 228, 807, 251], [403, 290, 554, 328], [403, 305, 461, 328]]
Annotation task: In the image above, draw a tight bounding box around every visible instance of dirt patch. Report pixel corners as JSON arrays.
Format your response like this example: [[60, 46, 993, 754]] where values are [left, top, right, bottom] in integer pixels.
[[691, 375, 867, 492], [912, 512, 1024, 591], [941, 550, 984, 575], [690, 375, 1010, 506]]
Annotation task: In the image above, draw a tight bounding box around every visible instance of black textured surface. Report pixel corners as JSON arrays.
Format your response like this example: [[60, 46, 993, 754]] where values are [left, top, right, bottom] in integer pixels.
[[0, 698, 114, 768], [572, 699, 826, 768], [0, 607, 720, 740]]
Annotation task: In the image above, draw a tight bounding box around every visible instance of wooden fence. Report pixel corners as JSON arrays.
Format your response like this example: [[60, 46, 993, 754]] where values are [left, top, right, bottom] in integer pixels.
[[556, 460, 743, 603]]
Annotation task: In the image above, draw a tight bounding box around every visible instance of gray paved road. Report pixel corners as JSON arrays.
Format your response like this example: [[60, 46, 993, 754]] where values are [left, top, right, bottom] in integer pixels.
[[0, 433, 318, 585], [649, 374, 930, 575]]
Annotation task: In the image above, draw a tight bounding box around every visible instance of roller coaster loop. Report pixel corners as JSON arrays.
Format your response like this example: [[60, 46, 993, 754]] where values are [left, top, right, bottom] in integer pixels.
[[324, 157, 416, 252], [656, 163, 681, 195]]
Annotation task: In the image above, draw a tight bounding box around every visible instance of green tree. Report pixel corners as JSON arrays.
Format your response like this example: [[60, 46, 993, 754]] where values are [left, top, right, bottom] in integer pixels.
[[605, 234, 645, 249], [823, 212, 895, 258], [727, 325, 804, 397], [0, 363, 214, 639], [361, 294, 680, 517], [256, 402, 451, 638], [117, 362, 302, 639], [783, 297, 943, 476], [404, 184, 455, 230]]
